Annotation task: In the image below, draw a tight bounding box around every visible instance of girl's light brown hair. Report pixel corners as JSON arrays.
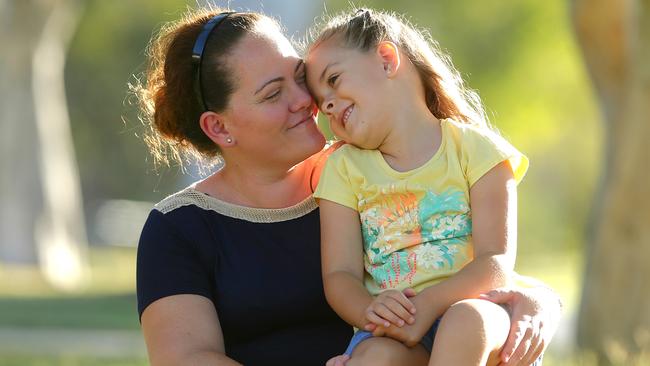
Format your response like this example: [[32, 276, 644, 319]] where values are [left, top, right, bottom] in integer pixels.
[[130, 7, 275, 170], [308, 8, 489, 129]]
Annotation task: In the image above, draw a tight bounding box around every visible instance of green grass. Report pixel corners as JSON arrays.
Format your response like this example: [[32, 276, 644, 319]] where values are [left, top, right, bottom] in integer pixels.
[[0, 294, 138, 330], [0, 355, 148, 366], [0, 246, 140, 330]]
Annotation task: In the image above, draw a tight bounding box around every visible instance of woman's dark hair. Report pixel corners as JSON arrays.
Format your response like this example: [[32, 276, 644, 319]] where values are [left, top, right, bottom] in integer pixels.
[[131, 7, 278, 168]]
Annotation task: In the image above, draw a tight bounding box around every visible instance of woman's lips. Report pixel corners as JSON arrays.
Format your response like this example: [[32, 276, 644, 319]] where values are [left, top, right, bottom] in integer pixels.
[[289, 114, 315, 129]]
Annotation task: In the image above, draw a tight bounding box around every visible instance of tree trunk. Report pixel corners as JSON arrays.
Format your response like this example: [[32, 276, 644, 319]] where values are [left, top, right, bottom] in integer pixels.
[[0, 1, 45, 264], [574, 0, 650, 363], [0, 0, 88, 290]]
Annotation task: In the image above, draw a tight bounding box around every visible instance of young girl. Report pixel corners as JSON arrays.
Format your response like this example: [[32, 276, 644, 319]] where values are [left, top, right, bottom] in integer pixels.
[[306, 9, 531, 365]]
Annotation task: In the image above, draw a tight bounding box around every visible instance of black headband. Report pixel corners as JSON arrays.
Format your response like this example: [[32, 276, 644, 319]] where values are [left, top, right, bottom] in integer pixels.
[[192, 12, 235, 112]]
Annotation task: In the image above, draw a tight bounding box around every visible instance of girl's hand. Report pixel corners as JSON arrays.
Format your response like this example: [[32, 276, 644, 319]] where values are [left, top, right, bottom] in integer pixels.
[[363, 289, 417, 329], [480, 286, 562, 365], [366, 288, 432, 347], [325, 354, 350, 366], [369, 315, 432, 347]]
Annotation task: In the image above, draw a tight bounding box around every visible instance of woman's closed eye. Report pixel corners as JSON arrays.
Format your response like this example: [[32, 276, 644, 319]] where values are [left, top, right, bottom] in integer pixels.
[[264, 88, 281, 101]]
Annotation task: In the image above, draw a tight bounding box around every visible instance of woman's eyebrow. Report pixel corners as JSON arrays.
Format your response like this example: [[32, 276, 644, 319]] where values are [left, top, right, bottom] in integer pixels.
[[255, 76, 283, 95], [254, 60, 305, 95]]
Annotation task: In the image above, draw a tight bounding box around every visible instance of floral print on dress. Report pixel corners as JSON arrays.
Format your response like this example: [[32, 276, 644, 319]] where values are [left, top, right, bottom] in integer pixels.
[[359, 187, 473, 292]]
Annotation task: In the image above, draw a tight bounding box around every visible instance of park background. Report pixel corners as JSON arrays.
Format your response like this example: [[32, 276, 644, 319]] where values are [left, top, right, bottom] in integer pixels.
[[1, 0, 648, 365]]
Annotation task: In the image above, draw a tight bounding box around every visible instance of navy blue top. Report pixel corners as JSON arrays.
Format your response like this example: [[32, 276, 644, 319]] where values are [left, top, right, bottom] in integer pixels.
[[137, 187, 352, 365]]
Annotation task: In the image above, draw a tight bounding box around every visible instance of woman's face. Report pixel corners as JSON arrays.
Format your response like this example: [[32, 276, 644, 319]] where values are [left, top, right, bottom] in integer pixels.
[[218, 27, 326, 169]]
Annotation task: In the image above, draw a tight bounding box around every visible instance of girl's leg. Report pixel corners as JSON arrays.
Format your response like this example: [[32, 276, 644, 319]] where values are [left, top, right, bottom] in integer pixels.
[[429, 299, 510, 366], [347, 336, 429, 366]]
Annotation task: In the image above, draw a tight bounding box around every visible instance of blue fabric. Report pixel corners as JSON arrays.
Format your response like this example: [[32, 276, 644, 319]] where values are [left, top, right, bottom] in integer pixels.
[[344, 317, 442, 355]]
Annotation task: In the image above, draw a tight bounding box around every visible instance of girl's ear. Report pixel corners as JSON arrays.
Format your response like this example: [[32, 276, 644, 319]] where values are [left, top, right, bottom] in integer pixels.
[[376, 41, 401, 78], [199, 111, 236, 148]]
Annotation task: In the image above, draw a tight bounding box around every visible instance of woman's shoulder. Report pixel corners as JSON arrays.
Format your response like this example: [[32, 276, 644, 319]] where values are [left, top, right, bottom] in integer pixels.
[[153, 185, 213, 215], [139, 186, 208, 240]]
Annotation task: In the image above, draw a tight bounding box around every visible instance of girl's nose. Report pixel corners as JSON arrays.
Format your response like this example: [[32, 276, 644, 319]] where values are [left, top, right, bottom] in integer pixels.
[[321, 99, 334, 114]]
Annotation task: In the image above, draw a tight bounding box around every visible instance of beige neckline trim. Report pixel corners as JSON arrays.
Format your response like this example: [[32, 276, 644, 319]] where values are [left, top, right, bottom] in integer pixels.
[[153, 186, 318, 223]]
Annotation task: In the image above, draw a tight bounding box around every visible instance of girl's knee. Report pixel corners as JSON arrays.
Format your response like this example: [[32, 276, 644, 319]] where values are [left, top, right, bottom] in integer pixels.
[[439, 299, 510, 344], [430, 300, 510, 365]]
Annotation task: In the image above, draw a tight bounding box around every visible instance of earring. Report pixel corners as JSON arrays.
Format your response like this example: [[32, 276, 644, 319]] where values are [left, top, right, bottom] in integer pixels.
[[226, 137, 233, 144]]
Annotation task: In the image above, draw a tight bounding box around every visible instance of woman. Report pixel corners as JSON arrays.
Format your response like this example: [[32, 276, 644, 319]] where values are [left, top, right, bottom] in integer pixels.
[[134, 8, 561, 366]]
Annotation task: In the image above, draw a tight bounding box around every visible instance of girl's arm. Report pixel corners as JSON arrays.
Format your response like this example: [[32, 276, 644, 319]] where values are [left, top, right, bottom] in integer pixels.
[[320, 199, 373, 328], [416, 160, 518, 315], [141, 294, 242, 366], [320, 199, 415, 329]]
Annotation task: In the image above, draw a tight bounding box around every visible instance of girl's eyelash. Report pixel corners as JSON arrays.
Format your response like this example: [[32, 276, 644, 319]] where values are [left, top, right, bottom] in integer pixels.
[[327, 74, 339, 86]]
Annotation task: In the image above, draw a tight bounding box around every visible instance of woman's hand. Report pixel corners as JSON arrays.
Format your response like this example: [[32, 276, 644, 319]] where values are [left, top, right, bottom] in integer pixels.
[[480, 286, 562, 365], [363, 289, 417, 329]]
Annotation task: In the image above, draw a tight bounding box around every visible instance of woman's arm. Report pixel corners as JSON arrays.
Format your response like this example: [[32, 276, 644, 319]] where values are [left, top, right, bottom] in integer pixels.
[[141, 294, 242, 366]]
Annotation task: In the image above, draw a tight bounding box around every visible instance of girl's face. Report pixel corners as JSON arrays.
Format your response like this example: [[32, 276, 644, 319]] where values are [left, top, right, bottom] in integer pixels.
[[219, 29, 325, 168], [306, 38, 393, 149]]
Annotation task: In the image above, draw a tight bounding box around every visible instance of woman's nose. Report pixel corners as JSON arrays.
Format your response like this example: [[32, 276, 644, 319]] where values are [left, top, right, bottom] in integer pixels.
[[290, 82, 314, 112]]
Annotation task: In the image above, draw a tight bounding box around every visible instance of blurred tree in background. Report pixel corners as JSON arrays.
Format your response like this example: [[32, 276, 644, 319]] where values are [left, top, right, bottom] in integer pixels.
[[573, 0, 650, 363], [1, 0, 88, 290]]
